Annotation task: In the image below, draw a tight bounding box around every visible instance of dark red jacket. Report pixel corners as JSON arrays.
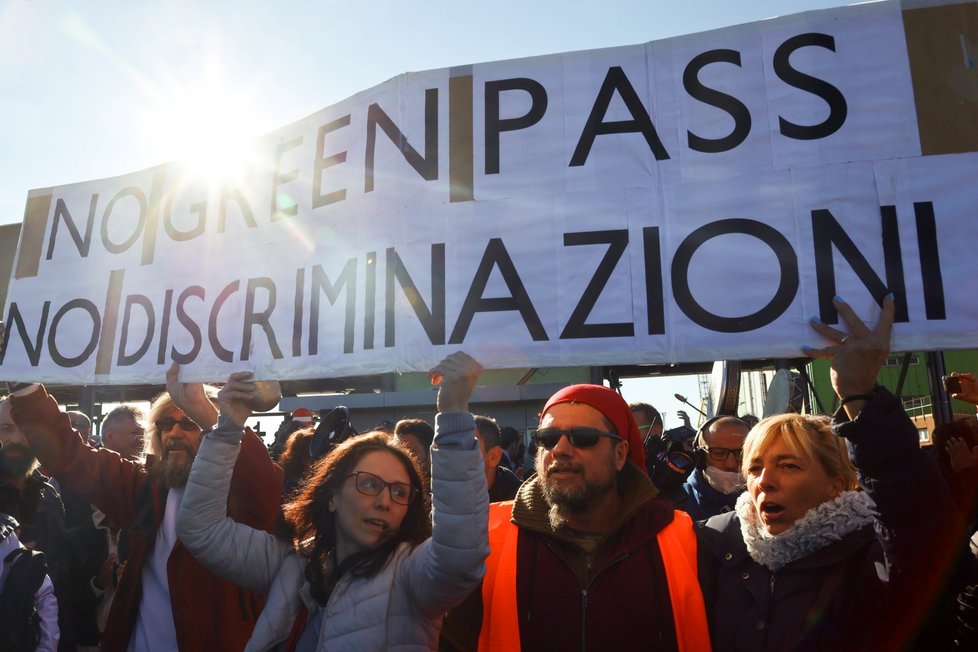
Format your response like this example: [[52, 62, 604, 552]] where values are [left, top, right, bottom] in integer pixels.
[[11, 386, 283, 652], [509, 464, 687, 651]]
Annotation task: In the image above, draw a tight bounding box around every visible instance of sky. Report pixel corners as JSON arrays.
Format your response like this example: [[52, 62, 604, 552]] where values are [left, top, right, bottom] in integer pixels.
[[0, 0, 856, 425]]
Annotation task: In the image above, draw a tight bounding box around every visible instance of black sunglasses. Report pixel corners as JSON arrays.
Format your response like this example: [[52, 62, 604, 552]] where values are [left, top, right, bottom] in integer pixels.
[[533, 427, 621, 450], [155, 416, 201, 433]]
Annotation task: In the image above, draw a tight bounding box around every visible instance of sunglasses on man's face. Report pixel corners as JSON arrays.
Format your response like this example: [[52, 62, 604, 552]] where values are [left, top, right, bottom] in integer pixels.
[[155, 416, 201, 433], [533, 427, 621, 450]]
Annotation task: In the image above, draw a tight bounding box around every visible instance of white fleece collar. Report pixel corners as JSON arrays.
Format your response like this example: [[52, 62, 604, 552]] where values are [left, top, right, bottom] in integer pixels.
[[735, 490, 876, 572]]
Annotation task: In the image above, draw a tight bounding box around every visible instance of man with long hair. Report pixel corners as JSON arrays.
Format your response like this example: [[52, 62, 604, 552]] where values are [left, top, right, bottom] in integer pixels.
[[4, 363, 283, 652]]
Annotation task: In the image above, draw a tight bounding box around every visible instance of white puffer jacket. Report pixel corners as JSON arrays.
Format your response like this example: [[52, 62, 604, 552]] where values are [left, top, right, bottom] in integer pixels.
[[177, 412, 489, 651]]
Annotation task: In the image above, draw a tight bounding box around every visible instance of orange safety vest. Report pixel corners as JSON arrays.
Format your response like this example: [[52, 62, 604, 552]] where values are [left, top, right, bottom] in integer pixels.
[[478, 502, 711, 652]]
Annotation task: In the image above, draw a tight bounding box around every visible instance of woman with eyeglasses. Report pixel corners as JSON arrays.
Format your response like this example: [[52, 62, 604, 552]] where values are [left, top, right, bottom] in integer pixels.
[[695, 296, 964, 651], [177, 353, 489, 651]]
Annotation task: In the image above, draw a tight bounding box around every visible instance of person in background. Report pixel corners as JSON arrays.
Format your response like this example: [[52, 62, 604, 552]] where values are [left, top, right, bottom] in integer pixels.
[[680, 417, 749, 521], [83, 404, 146, 645], [100, 406, 146, 462], [269, 408, 315, 461], [278, 426, 315, 498], [497, 427, 521, 474], [473, 416, 521, 503], [633, 401, 694, 504], [177, 352, 489, 650], [0, 395, 80, 649], [393, 418, 435, 480], [630, 402, 663, 446], [67, 412, 96, 448]]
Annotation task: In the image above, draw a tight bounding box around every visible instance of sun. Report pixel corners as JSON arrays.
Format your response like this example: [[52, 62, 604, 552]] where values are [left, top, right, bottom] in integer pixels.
[[136, 58, 270, 186]]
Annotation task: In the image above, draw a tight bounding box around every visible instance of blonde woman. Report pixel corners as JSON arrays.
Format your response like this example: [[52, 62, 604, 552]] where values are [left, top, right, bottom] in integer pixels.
[[697, 296, 962, 651]]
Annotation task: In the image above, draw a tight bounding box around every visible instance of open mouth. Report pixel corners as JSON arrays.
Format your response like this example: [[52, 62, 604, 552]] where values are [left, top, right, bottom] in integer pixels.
[[364, 518, 389, 531], [759, 501, 785, 518], [547, 465, 582, 477]]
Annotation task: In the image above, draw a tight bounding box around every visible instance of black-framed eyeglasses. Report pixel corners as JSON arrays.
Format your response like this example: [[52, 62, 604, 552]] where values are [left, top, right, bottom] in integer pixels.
[[701, 445, 744, 463], [155, 416, 201, 433], [347, 471, 417, 506], [533, 427, 621, 450]]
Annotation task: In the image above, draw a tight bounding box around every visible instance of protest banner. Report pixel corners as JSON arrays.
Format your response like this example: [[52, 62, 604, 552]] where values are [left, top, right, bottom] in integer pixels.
[[2, 0, 977, 384]]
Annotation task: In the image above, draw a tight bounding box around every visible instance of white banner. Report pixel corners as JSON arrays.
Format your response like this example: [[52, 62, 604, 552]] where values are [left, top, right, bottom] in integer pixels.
[[3, 0, 977, 383]]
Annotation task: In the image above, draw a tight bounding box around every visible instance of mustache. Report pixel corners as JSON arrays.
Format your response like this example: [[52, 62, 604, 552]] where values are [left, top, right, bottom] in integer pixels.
[[545, 463, 583, 476], [2, 443, 30, 455], [164, 441, 195, 455]]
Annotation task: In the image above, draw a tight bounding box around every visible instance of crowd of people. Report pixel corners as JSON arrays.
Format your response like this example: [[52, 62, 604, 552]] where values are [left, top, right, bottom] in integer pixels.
[[1, 295, 977, 651]]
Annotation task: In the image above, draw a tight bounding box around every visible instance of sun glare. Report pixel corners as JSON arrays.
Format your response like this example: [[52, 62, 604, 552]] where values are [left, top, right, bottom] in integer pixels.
[[137, 60, 269, 186]]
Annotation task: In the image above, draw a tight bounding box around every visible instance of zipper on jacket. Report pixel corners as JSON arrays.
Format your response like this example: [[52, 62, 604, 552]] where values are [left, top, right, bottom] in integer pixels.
[[770, 572, 777, 595], [580, 588, 588, 650], [547, 543, 630, 652]]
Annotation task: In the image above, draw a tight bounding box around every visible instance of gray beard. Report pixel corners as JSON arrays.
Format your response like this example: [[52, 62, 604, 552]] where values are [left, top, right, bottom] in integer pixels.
[[158, 455, 192, 489], [539, 470, 615, 530]]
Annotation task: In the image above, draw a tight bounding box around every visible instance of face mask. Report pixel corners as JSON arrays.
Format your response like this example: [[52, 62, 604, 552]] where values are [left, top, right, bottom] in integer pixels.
[[703, 466, 744, 495]]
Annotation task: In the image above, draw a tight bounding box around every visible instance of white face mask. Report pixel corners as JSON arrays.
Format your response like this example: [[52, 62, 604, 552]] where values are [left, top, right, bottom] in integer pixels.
[[703, 466, 744, 495]]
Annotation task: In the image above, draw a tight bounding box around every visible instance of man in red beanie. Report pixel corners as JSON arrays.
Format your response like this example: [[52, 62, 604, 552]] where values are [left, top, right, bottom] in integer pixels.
[[467, 383, 711, 651]]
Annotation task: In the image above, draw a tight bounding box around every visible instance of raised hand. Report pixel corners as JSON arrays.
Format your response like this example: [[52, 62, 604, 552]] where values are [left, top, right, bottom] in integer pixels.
[[946, 436, 978, 473], [215, 371, 266, 429], [430, 352, 484, 413], [676, 410, 691, 429], [804, 295, 895, 418], [166, 362, 219, 430], [947, 372, 978, 405]]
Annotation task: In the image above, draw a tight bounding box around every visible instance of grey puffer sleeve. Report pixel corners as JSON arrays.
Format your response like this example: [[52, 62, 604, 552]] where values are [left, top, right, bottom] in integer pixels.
[[177, 416, 292, 594], [400, 411, 490, 617]]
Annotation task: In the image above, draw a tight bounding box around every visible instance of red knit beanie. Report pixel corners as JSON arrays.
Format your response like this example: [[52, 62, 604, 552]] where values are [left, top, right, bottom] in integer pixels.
[[540, 384, 645, 470]]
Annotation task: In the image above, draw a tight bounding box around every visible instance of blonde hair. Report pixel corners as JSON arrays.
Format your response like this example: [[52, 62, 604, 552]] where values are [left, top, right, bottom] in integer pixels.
[[742, 413, 858, 490], [145, 385, 218, 458]]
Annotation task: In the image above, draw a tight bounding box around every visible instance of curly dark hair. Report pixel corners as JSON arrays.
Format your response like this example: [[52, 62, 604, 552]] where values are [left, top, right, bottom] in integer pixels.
[[281, 431, 430, 604]]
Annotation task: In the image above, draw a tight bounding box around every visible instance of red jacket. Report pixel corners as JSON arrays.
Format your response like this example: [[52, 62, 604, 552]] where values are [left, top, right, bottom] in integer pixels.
[[11, 386, 284, 652]]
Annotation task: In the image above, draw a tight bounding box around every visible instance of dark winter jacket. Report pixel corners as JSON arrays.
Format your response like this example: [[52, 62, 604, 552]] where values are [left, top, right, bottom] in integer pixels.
[[696, 387, 962, 652], [680, 467, 742, 521], [487, 465, 521, 503], [507, 463, 691, 650]]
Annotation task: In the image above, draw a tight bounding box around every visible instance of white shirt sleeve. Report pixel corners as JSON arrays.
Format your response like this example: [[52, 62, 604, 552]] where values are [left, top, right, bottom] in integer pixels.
[[34, 574, 60, 652]]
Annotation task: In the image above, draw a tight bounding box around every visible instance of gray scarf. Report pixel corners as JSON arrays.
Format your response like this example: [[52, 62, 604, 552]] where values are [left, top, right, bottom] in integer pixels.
[[735, 490, 876, 572]]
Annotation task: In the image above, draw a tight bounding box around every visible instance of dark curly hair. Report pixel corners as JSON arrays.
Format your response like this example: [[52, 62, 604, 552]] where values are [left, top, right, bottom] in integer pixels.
[[280, 431, 430, 604]]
